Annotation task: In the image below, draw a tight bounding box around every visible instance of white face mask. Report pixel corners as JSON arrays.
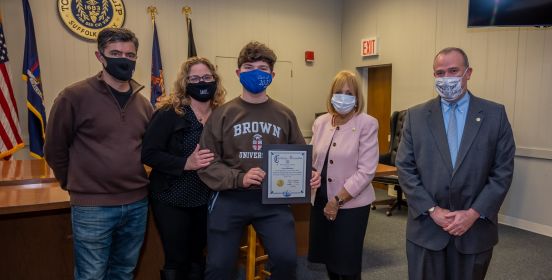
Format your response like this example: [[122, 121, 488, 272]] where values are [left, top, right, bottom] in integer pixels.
[[331, 94, 356, 115], [435, 68, 468, 102]]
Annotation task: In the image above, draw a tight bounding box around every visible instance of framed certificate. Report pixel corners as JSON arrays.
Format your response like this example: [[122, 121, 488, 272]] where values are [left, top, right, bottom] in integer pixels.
[[261, 144, 312, 204]]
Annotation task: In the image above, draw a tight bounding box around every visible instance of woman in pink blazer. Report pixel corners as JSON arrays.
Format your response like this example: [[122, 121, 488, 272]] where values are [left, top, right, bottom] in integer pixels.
[[308, 70, 379, 280]]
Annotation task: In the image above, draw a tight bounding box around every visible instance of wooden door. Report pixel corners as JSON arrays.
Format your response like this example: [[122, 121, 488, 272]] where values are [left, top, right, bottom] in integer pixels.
[[367, 65, 392, 154]]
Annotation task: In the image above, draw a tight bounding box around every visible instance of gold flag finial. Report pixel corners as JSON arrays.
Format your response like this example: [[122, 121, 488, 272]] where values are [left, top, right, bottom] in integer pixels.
[[147, 6, 158, 22], [182, 6, 192, 19]]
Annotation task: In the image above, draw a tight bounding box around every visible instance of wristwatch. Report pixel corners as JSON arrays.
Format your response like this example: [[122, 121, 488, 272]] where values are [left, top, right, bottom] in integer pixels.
[[334, 196, 345, 207], [428, 206, 436, 214]]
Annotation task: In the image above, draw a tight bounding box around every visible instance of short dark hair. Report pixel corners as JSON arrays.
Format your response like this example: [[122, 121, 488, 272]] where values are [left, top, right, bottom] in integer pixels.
[[237, 41, 277, 71], [434, 47, 470, 67], [97, 28, 139, 53]]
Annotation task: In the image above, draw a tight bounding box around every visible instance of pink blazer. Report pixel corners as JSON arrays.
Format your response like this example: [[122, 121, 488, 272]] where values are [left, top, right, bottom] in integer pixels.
[[310, 113, 379, 209]]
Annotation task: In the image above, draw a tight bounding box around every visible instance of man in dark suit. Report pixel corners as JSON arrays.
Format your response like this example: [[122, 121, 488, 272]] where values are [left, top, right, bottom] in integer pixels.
[[396, 47, 516, 280]]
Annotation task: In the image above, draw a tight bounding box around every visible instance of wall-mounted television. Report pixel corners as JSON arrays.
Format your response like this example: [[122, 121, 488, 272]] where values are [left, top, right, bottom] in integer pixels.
[[468, 0, 552, 27]]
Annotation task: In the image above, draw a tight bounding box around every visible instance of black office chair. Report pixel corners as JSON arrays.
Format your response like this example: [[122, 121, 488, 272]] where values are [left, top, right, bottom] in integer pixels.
[[371, 110, 407, 216]]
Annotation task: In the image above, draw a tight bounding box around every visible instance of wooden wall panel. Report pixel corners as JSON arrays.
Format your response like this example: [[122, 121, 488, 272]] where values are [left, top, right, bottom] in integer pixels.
[[514, 30, 552, 151]]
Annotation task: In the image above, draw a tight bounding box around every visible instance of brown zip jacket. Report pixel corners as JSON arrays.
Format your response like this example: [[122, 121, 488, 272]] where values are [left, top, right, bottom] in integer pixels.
[[45, 72, 153, 206]]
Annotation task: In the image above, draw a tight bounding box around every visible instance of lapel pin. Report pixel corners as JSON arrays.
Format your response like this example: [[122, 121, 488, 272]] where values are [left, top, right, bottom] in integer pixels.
[[476, 117, 481, 122], [352, 127, 356, 132]]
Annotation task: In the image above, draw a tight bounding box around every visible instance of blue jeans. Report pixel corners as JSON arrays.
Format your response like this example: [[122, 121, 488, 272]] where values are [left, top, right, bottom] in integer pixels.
[[71, 197, 148, 280]]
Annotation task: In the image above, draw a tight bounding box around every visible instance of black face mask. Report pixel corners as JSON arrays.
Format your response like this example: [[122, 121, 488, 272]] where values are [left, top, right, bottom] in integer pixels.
[[186, 81, 217, 102], [101, 53, 136, 81]]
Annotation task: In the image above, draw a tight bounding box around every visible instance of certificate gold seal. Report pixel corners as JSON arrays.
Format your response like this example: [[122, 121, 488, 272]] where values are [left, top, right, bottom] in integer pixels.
[[276, 179, 285, 187], [58, 0, 126, 41]]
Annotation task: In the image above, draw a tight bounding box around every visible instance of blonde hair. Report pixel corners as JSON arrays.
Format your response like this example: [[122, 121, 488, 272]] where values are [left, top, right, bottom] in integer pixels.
[[326, 70, 364, 115], [157, 57, 226, 115]]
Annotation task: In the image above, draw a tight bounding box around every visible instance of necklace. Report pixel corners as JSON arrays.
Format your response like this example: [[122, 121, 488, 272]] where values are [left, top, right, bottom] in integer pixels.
[[332, 113, 353, 127], [192, 107, 211, 124]]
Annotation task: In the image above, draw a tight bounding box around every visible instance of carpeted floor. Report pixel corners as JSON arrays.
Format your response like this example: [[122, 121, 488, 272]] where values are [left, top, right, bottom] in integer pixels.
[[294, 188, 552, 280]]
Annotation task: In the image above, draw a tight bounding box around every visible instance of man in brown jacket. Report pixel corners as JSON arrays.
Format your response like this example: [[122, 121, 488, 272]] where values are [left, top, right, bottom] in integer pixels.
[[44, 28, 153, 280]]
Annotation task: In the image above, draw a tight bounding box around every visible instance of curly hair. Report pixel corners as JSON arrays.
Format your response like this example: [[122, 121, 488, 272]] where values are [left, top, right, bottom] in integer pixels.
[[326, 70, 365, 115], [157, 57, 226, 115], [237, 41, 277, 71]]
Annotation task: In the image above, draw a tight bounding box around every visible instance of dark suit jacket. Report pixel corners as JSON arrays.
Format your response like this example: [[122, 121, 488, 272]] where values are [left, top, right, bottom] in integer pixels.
[[396, 93, 515, 254]]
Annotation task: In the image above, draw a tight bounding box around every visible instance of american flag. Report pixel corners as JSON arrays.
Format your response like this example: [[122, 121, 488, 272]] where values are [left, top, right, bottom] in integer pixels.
[[0, 17, 24, 159]]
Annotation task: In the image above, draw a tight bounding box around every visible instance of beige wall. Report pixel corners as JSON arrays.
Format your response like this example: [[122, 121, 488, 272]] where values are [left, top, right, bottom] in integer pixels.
[[342, 0, 552, 235], [1, 0, 342, 159], [2, 0, 551, 236]]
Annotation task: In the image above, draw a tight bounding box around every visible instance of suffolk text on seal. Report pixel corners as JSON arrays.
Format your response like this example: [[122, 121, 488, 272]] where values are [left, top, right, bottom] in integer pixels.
[[58, 0, 126, 40]]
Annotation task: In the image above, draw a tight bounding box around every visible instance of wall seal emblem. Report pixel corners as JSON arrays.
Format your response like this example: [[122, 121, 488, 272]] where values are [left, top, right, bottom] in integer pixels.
[[57, 0, 126, 40]]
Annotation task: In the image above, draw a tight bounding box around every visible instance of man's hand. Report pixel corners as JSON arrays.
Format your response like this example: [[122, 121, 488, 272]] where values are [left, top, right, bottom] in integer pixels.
[[184, 144, 215, 170], [310, 171, 321, 189], [243, 167, 265, 188], [443, 208, 480, 236], [430, 206, 453, 228]]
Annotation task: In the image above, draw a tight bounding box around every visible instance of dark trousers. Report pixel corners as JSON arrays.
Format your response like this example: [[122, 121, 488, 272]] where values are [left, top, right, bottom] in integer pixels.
[[150, 199, 207, 274], [406, 239, 493, 280], [327, 270, 361, 280], [205, 191, 297, 280]]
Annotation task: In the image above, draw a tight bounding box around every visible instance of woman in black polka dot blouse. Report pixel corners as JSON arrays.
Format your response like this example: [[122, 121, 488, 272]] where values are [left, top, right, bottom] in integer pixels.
[[142, 57, 226, 280]]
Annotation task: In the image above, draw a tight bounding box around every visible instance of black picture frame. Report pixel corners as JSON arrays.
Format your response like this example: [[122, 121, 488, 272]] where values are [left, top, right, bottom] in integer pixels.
[[261, 144, 312, 204]]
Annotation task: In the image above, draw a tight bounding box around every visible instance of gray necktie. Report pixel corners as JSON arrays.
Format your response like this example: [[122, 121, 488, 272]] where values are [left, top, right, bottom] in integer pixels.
[[447, 103, 458, 168]]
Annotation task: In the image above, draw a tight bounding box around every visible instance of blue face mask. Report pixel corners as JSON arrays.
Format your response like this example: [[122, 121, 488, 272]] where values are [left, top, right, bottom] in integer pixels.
[[239, 69, 273, 94], [331, 94, 356, 115]]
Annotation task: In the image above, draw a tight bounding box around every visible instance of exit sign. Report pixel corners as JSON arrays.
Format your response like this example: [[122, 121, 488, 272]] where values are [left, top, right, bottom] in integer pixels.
[[361, 37, 378, 57]]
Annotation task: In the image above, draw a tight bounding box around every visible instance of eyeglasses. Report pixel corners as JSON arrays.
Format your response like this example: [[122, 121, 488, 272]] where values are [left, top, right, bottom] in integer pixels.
[[187, 74, 215, 83]]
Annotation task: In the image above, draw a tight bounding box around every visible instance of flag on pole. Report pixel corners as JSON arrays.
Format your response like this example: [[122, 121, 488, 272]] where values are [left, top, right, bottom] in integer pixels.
[[0, 15, 24, 160], [22, 0, 46, 159], [150, 21, 164, 107], [187, 16, 197, 58]]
